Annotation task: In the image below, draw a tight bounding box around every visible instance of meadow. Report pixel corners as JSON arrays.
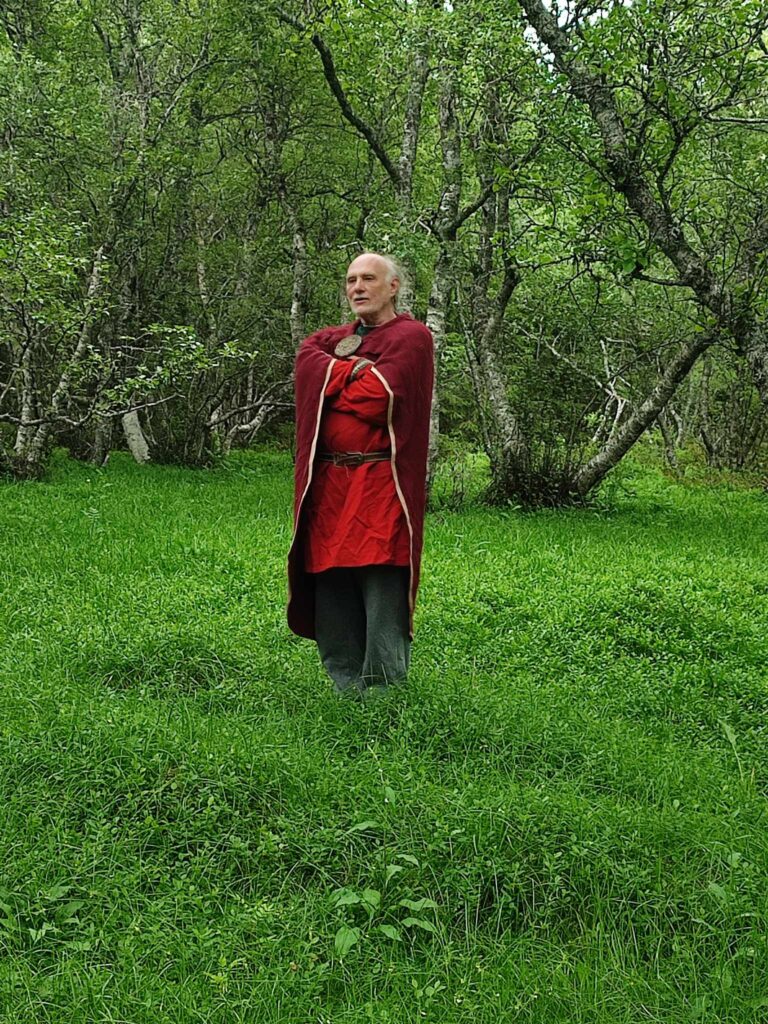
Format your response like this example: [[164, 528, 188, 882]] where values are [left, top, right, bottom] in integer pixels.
[[0, 450, 766, 1023]]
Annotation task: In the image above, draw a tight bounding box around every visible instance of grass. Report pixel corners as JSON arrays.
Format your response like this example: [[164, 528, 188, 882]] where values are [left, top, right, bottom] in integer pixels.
[[0, 448, 767, 1023]]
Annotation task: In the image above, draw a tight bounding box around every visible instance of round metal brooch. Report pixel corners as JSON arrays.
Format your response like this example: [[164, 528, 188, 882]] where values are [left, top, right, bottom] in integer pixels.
[[334, 335, 362, 358]]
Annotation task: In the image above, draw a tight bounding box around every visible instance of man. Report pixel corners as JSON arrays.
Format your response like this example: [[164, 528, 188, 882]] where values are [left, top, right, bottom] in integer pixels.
[[287, 252, 434, 700]]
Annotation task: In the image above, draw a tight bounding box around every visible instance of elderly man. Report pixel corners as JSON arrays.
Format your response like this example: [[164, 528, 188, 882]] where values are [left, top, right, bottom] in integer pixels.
[[287, 253, 434, 700]]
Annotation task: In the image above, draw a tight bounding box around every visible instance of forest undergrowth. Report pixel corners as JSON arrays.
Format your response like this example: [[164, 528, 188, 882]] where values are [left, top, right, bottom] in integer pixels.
[[0, 450, 766, 1023]]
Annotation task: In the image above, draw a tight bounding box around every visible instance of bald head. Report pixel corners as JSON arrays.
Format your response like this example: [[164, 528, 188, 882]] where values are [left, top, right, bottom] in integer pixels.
[[345, 252, 401, 326]]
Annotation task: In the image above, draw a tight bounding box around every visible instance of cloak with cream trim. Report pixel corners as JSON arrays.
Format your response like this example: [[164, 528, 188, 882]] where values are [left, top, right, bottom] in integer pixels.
[[287, 312, 434, 640]]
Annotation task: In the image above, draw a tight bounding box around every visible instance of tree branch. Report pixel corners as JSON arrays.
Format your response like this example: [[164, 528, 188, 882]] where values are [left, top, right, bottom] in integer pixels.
[[519, 0, 731, 322], [276, 10, 402, 189], [0, 392, 181, 428], [447, 134, 544, 237], [574, 331, 718, 494], [207, 381, 292, 429]]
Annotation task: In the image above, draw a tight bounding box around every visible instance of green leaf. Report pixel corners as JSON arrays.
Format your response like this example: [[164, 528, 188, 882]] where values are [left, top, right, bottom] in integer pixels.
[[385, 865, 404, 884], [58, 900, 85, 920], [396, 854, 419, 866], [384, 786, 396, 805], [399, 898, 438, 911], [720, 720, 737, 748], [378, 924, 401, 941], [333, 889, 362, 908], [361, 889, 381, 911], [348, 820, 379, 833], [690, 994, 709, 1018], [334, 925, 360, 958], [401, 917, 437, 933], [44, 884, 71, 901], [707, 881, 728, 904]]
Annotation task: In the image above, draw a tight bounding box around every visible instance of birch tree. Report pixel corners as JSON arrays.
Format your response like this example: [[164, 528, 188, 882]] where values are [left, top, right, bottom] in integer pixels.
[[518, 0, 768, 410]]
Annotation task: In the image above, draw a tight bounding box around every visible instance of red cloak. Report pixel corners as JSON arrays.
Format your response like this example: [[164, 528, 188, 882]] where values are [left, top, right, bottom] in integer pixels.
[[287, 312, 434, 640]]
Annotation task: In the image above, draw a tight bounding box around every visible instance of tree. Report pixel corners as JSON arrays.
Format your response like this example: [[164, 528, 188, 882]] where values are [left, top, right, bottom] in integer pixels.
[[518, 0, 768, 407]]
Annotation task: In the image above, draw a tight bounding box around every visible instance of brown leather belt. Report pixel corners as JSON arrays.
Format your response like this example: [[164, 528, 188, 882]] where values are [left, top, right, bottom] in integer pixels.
[[317, 449, 391, 467]]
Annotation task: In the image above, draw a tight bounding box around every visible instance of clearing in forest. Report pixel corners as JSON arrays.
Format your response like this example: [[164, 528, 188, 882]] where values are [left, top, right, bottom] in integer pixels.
[[0, 451, 766, 1023]]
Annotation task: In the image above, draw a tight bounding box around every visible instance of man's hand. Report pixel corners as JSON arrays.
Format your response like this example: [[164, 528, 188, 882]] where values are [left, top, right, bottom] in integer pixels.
[[349, 358, 373, 381]]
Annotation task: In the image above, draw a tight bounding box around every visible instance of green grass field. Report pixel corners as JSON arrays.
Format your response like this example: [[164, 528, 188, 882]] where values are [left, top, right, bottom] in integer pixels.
[[1, 450, 766, 1023]]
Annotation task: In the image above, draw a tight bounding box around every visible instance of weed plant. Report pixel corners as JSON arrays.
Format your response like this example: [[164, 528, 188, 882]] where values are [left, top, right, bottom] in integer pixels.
[[0, 450, 766, 1022]]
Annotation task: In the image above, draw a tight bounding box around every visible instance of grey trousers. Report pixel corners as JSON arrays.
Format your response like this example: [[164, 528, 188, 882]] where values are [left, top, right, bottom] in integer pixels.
[[314, 566, 411, 695]]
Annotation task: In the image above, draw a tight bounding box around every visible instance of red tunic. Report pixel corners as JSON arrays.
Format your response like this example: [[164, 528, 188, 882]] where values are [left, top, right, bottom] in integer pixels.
[[288, 313, 434, 641], [304, 359, 410, 572]]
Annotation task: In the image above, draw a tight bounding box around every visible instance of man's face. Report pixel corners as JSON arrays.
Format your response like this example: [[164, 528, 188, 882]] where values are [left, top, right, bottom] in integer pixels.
[[345, 255, 399, 325]]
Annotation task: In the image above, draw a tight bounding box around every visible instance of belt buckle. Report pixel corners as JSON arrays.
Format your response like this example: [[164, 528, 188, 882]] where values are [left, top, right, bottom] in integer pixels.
[[342, 448, 366, 464], [331, 448, 364, 464]]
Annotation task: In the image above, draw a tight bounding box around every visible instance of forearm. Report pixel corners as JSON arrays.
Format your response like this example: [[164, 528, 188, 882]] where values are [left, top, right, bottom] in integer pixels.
[[328, 362, 389, 425]]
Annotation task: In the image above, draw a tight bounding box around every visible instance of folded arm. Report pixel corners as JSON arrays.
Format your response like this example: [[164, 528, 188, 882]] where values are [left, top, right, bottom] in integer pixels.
[[325, 359, 389, 426]]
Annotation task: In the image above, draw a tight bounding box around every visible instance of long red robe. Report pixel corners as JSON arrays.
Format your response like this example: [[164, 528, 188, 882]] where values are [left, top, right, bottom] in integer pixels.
[[287, 312, 434, 640]]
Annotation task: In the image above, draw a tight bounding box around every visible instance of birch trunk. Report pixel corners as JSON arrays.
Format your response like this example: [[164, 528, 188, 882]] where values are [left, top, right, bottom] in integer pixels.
[[196, 213, 217, 345], [226, 404, 272, 450], [286, 204, 310, 347], [91, 415, 113, 467], [573, 332, 717, 495], [697, 356, 715, 464], [396, 36, 430, 216], [471, 220, 527, 475], [474, 321, 528, 470], [425, 68, 463, 480], [13, 338, 35, 455], [742, 327, 768, 407], [122, 409, 151, 463], [19, 246, 105, 473], [425, 250, 452, 475], [657, 411, 680, 476], [469, 100, 527, 489]]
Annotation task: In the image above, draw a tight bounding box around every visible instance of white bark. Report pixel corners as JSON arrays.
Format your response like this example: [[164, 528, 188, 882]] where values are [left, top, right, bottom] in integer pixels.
[[473, 272, 528, 467], [396, 36, 430, 214], [574, 332, 717, 495], [425, 69, 463, 480], [425, 250, 452, 475], [91, 415, 113, 467], [195, 213, 217, 345], [285, 205, 310, 347], [14, 339, 35, 455], [657, 411, 680, 475], [122, 410, 151, 463], [226, 403, 272, 448], [20, 245, 105, 470]]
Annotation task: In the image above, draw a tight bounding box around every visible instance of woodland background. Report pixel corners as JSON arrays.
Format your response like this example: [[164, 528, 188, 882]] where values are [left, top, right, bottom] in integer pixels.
[[1, 0, 767, 499]]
